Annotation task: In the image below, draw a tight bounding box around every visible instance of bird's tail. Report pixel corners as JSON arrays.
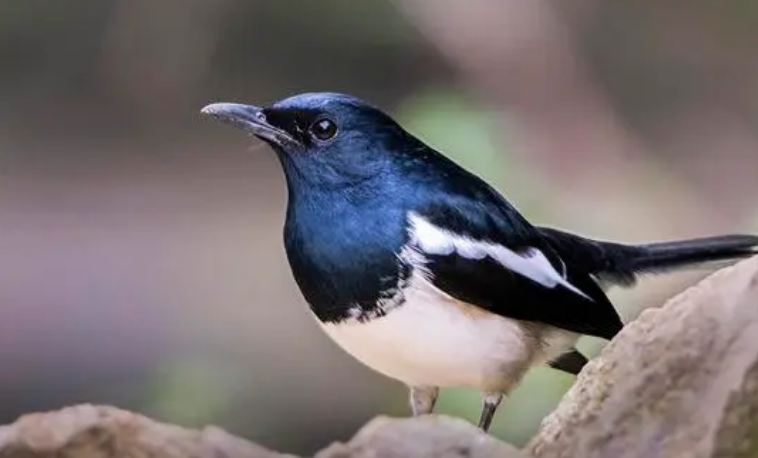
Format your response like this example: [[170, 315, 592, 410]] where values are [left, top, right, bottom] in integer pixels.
[[538, 227, 758, 287], [628, 234, 758, 273]]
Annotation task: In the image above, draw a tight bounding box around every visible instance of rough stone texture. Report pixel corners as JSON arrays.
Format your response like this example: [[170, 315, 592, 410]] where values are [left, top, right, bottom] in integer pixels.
[[315, 416, 526, 458], [527, 255, 758, 458], [0, 405, 526, 458], [0, 404, 291, 458]]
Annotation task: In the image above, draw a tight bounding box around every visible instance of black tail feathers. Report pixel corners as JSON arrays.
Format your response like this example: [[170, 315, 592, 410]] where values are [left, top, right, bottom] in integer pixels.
[[629, 234, 758, 273], [537, 226, 758, 287]]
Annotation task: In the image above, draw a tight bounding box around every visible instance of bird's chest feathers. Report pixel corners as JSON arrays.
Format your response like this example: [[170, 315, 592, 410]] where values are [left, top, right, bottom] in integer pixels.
[[283, 198, 408, 322], [317, 273, 571, 389]]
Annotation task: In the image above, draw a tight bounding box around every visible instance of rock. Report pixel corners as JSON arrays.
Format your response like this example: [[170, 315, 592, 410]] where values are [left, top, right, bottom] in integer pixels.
[[0, 404, 290, 458], [315, 415, 527, 458], [0, 405, 525, 458], [527, 255, 758, 458]]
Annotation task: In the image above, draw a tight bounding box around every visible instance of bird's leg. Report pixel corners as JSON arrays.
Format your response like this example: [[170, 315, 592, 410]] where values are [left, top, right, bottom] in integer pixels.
[[477, 392, 503, 431], [409, 385, 439, 416]]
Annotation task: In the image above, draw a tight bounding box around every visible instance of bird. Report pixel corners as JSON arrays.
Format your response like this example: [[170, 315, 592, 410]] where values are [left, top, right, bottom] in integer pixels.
[[200, 92, 758, 432]]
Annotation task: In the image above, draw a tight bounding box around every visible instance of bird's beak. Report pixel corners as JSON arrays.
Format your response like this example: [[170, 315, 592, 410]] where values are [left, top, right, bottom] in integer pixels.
[[200, 102, 297, 146]]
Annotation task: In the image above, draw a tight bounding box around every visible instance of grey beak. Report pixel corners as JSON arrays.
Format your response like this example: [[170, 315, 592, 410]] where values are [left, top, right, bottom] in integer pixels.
[[200, 102, 297, 145]]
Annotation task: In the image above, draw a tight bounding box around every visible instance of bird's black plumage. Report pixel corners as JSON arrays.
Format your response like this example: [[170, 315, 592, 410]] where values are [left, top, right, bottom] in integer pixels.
[[548, 349, 588, 375], [201, 92, 758, 432], [279, 110, 627, 338], [201, 90, 758, 342]]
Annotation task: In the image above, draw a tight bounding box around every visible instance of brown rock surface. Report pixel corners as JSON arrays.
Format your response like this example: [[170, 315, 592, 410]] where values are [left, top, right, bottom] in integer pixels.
[[0, 405, 525, 458], [527, 256, 758, 458], [0, 404, 290, 458], [315, 415, 527, 458]]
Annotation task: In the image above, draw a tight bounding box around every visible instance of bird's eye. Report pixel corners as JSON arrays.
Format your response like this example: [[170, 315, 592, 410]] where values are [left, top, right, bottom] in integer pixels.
[[309, 118, 338, 141]]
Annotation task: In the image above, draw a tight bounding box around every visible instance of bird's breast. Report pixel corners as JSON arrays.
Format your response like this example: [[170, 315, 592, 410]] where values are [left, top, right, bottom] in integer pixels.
[[283, 201, 408, 323], [316, 271, 579, 391]]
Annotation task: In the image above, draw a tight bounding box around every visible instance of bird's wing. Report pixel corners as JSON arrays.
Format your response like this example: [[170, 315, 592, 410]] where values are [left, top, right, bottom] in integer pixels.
[[405, 206, 624, 340]]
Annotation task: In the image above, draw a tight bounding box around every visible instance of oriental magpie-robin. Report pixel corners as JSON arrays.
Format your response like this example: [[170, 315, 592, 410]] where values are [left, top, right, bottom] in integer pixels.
[[201, 92, 758, 432]]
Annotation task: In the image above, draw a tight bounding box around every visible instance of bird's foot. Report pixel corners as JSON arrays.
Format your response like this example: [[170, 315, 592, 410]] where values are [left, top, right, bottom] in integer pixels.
[[477, 392, 503, 432]]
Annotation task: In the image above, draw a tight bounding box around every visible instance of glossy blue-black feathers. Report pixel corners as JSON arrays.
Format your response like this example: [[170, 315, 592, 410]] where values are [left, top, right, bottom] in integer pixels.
[[262, 94, 626, 338], [213, 92, 758, 342], [282, 180, 411, 323]]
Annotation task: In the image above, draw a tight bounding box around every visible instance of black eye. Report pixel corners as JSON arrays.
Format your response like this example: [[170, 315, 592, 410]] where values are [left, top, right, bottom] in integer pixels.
[[309, 118, 338, 141]]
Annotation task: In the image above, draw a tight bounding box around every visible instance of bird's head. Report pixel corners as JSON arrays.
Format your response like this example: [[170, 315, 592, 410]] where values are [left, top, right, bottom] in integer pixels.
[[201, 92, 417, 189]]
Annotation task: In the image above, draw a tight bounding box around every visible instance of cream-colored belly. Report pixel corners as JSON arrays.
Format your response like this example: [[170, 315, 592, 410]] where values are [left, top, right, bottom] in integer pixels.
[[318, 279, 579, 392]]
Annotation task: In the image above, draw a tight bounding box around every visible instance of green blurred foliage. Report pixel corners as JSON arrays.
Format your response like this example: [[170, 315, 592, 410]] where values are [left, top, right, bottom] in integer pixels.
[[394, 88, 511, 185], [143, 357, 239, 427], [394, 87, 552, 220]]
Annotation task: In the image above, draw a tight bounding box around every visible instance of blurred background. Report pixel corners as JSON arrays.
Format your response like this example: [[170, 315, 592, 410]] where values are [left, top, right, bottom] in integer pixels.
[[1, 0, 757, 454]]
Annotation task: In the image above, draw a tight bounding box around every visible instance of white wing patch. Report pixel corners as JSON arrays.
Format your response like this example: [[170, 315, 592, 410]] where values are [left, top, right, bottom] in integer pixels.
[[407, 212, 592, 301]]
